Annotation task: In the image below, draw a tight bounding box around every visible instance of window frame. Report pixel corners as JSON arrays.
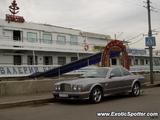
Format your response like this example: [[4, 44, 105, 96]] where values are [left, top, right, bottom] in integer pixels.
[[43, 56, 53, 65], [13, 55, 22, 65], [110, 68, 122, 77], [120, 67, 131, 76], [70, 35, 78, 45], [57, 35, 66, 45], [58, 56, 66, 65], [27, 55, 38, 65], [42, 33, 52, 44], [27, 32, 38, 43], [71, 57, 78, 62]]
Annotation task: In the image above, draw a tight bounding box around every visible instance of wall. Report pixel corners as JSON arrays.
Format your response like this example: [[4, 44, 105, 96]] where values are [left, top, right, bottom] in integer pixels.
[[143, 73, 160, 83], [0, 27, 2, 37], [0, 79, 57, 96], [0, 54, 13, 65]]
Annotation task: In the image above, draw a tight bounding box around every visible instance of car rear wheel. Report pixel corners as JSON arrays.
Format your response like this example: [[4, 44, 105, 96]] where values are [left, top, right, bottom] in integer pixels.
[[131, 83, 140, 96], [90, 87, 102, 103]]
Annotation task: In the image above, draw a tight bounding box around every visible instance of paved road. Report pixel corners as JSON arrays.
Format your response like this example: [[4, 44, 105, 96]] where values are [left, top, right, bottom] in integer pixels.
[[0, 87, 160, 120]]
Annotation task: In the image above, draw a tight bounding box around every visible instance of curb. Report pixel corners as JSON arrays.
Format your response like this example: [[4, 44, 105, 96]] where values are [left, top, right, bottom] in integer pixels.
[[143, 83, 160, 89], [0, 98, 54, 109]]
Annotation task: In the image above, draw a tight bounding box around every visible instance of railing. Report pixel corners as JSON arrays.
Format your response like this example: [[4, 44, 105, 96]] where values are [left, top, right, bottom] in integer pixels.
[[0, 36, 100, 53], [130, 65, 160, 73]]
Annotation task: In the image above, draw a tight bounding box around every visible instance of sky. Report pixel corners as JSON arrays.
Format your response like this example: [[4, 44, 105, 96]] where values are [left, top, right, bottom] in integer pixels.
[[0, 0, 160, 49]]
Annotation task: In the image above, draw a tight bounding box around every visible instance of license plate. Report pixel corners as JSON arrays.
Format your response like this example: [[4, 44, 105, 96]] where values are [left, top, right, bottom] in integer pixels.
[[59, 93, 68, 98]]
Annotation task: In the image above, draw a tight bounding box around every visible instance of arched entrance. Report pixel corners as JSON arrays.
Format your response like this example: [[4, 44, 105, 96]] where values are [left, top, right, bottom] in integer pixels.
[[101, 40, 130, 69]]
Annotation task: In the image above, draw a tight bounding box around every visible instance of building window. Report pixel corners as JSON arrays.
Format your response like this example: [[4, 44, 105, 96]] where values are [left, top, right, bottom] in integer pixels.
[[111, 58, 117, 65], [43, 56, 53, 65], [134, 59, 139, 65], [27, 32, 37, 43], [57, 35, 66, 44], [27, 56, 38, 65], [145, 59, 148, 65], [140, 59, 144, 65], [13, 30, 21, 41], [154, 59, 160, 65], [93, 46, 105, 51], [42, 33, 52, 44], [71, 57, 78, 62], [13, 55, 22, 65], [70, 35, 78, 45], [58, 57, 66, 65]]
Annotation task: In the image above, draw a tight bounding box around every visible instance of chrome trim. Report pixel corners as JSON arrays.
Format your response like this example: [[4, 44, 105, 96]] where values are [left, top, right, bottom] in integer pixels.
[[104, 85, 131, 91], [53, 91, 90, 95]]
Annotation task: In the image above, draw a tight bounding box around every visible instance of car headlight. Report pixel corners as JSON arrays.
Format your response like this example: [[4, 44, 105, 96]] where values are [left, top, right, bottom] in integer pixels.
[[73, 85, 77, 91], [55, 85, 60, 91], [77, 86, 82, 91], [55, 85, 58, 90], [57, 85, 60, 90], [73, 85, 82, 91]]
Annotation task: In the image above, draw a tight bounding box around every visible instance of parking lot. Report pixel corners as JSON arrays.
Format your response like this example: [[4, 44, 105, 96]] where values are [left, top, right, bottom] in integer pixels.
[[0, 86, 159, 120]]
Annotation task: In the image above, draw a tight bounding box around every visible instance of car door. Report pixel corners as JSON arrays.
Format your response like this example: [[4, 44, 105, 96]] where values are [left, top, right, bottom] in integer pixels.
[[104, 67, 125, 94], [120, 67, 135, 91]]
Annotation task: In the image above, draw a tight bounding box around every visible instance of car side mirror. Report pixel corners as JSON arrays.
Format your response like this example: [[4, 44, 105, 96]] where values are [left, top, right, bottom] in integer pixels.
[[110, 73, 115, 78]]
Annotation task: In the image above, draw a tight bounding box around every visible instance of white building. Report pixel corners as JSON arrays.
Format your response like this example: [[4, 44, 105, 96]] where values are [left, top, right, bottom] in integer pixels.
[[0, 19, 112, 65], [0, 18, 160, 77], [0, 19, 113, 77]]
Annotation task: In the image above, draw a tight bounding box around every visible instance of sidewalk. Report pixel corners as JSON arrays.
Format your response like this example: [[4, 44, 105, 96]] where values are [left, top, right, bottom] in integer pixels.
[[0, 93, 53, 109], [143, 81, 160, 88], [0, 82, 160, 109]]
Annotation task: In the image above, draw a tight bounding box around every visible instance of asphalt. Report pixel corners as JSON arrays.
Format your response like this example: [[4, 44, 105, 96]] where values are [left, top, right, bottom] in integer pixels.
[[0, 82, 160, 109]]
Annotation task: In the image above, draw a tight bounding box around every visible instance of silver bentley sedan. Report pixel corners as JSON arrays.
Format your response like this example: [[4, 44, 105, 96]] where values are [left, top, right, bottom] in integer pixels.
[[53, 66, 145, 103]]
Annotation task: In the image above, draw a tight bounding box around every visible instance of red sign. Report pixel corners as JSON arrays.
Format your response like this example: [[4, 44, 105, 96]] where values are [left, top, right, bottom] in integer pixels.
[[5, 0, 25, 23], [6, 14, 25, 23]]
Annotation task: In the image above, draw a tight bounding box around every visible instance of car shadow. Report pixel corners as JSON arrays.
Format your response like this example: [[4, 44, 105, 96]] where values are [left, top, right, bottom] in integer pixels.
[[52, 93, 146, 106]]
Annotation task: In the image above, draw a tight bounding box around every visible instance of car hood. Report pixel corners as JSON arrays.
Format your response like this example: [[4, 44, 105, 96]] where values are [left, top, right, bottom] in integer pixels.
[[55, 78, 105, 86]]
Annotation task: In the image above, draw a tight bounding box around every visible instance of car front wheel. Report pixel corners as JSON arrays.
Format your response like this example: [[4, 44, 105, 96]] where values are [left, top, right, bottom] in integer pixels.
[[131, 83, 140, 96], [90, 87, 102, 103]]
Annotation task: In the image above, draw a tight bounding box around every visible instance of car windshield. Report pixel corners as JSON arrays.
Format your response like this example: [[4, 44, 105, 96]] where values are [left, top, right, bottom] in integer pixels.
[[81, 68, 109, 78]]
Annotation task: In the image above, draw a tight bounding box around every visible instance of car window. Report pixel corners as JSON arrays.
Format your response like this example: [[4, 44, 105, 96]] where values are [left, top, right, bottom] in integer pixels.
[[82, 68, 109, 78], [110, 68, 122, 77], [121, 67, 131, 76]]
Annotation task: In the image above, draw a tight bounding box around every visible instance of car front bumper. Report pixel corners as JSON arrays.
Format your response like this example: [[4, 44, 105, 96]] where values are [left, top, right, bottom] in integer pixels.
[[53, 91, 90, 100]]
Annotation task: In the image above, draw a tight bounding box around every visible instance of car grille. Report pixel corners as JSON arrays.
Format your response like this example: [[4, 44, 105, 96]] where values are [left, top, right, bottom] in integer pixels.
[[60, 84, 71, 92]]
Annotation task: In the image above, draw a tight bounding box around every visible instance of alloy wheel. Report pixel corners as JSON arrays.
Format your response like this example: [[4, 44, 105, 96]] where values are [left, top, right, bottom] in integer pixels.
[[90, 87, 102, 103], [132, 83, 140, 96]]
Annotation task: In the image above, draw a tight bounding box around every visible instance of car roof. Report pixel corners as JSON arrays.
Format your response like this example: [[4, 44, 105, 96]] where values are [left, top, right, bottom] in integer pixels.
[[80, 66, 124, 70]]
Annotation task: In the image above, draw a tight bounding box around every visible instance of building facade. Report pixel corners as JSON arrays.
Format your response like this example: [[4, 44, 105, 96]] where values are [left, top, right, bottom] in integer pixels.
[[0, 19, 112, 65], [0, 19, 113, 77]]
